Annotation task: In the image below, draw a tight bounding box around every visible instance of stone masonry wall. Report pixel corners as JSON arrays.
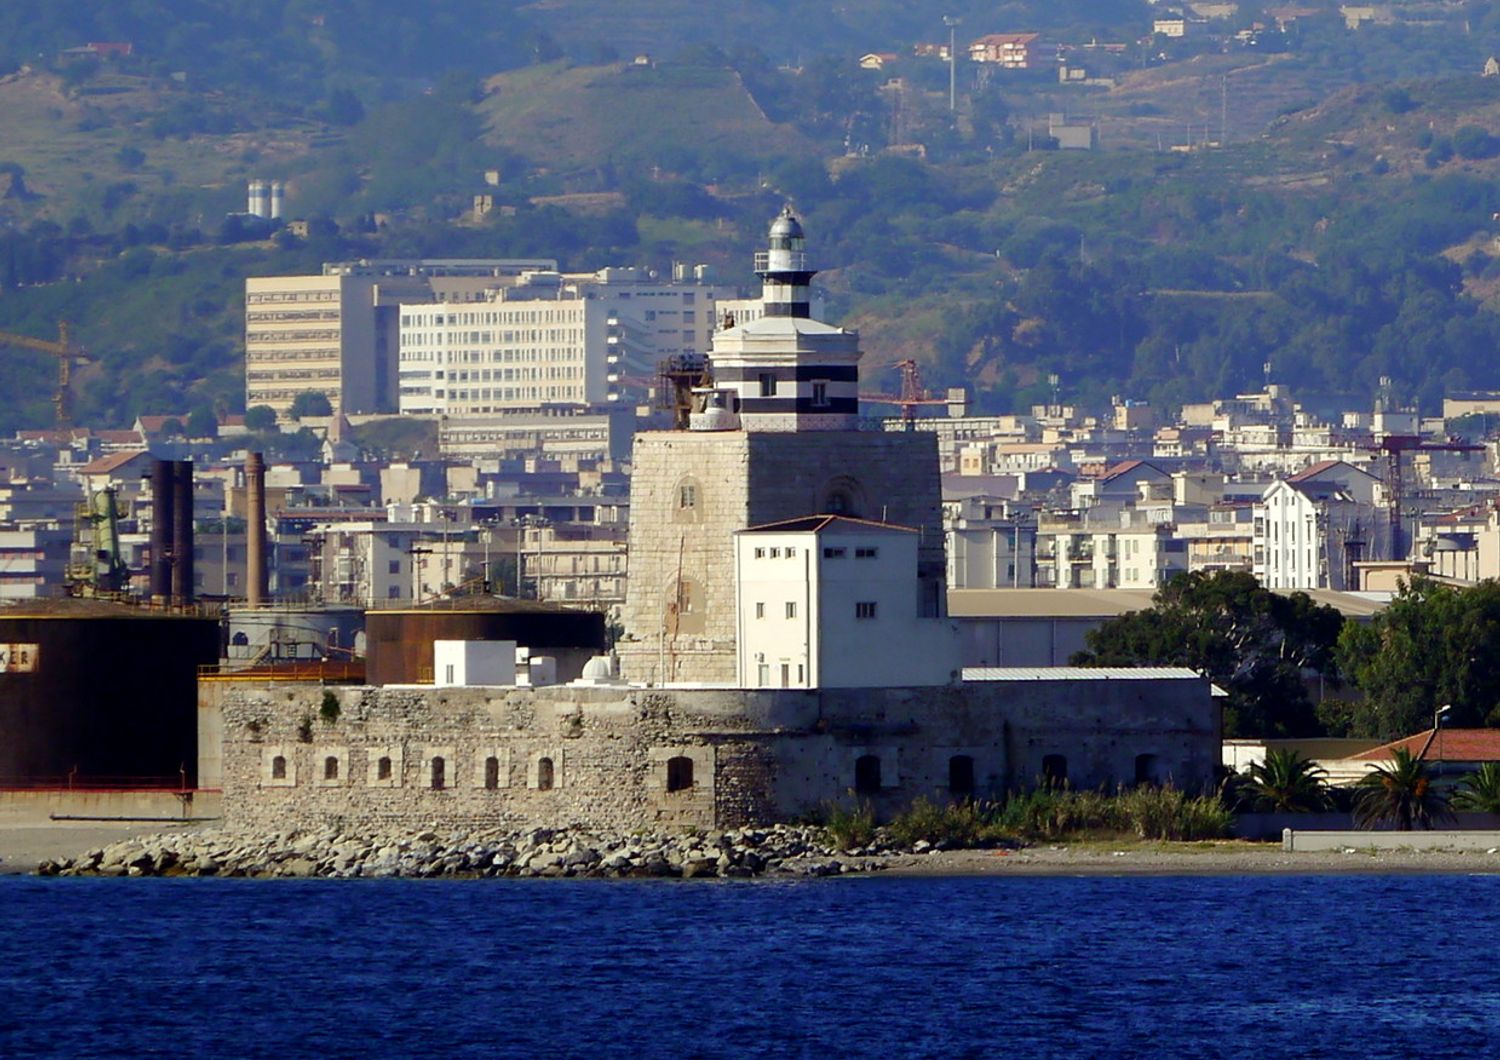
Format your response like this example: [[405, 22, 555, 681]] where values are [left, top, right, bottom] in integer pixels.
[[212, 676, 1220, 833]]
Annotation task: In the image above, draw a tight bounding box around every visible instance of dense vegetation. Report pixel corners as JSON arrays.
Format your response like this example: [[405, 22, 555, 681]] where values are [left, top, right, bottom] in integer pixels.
[[1072, 571, 1344, 738], [7, 2, 1500, 427]]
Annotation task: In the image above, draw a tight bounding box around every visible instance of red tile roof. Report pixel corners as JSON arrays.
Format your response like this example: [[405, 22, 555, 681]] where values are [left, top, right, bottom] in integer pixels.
[[1353, 728, 1500, 763], [77, 450, 150, 475], [1287, 459, 1343, 482]]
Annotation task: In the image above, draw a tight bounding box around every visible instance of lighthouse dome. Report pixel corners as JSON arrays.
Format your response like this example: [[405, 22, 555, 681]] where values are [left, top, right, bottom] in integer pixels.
[[768, 206, 804, 242]]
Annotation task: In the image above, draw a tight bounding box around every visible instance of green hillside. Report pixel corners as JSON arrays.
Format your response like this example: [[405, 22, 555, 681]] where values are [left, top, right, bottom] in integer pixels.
[[6, 2, 1500, 429], [477, 61, 818, 179]]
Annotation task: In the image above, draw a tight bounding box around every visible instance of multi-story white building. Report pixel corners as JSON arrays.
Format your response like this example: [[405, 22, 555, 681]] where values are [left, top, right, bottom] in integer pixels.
[[945, 496, 1037, 589], [733, 516, 959, 689], [245, 259, 556, 418], [1035, 519, 1189, 590], [305, 520, 483, 606], [1253, 462, 1386, 590], [397, 268, 725, 417]]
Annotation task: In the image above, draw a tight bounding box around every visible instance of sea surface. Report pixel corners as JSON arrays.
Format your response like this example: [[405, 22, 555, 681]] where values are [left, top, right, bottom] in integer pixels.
[[1, 873, 1497, 1058]]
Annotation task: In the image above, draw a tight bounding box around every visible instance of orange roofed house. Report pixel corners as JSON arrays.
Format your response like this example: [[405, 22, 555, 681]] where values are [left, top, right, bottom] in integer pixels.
[[968, 33, 1050, 69]]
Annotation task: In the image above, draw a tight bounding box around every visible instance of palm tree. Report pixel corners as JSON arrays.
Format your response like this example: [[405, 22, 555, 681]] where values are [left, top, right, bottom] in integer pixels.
[[1242, 748, 1332, 813], [1452, 762, 1500, 814], [1353, 748, 1455, 831]]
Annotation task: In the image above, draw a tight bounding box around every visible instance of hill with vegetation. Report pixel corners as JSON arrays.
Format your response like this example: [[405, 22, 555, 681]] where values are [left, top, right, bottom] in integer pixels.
[[7, 1, 1500, 429]]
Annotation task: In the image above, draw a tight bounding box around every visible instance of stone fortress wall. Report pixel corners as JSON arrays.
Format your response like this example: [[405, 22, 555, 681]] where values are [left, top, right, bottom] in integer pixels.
[[618, 429, 945, 685], [208, 676, 1220, 834]]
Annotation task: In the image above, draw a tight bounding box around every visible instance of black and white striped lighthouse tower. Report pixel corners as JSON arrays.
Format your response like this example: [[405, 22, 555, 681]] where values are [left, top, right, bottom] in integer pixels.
[[755, 206, 815, 318], [708, 206, 862, 431]]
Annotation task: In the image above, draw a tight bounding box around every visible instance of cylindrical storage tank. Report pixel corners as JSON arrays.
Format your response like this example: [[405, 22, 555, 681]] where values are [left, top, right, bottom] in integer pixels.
[[269, 181, 284, 220], [0, 600, 220, 786], [226, 604, 364, 661], [150, 459, 174, 602], [364, 598, 606, 686]]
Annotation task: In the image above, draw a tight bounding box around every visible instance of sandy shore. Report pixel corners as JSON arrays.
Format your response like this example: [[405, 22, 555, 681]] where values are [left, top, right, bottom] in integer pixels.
[[879, 841, 1500, 877], [0, 821, 208, 875], [9, 825, 1500, 878]]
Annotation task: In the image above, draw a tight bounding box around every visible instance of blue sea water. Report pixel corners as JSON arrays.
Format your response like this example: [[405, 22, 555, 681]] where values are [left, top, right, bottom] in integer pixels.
[[1, 873, 1498, 1058]]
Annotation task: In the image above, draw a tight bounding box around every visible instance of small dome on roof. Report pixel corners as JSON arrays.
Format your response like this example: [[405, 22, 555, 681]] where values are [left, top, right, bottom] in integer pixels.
[[768, 205, 804, 241], [581, 654, 618, 680]]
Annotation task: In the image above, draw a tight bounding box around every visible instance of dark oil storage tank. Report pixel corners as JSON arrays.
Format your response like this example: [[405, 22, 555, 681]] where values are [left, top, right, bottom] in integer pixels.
[[0, 599, 220, 787], [365, 597, 606, 686]]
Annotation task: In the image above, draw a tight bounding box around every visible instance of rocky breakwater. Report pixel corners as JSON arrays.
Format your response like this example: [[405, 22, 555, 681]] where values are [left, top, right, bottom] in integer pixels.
[[36, 824, 913, 880]]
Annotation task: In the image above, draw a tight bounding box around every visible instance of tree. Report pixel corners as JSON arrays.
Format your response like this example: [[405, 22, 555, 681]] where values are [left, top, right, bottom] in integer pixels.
[[1353, 748, 1453, 831], [244, 405, 278, 432], [1452, 762, 1500, 814], [186, 407, 217, 439], [1336, 578, 1500, 739], [1240, 749, 1333, 813], [289, 391, 333, 419], [1073, 571, 1344, 738]]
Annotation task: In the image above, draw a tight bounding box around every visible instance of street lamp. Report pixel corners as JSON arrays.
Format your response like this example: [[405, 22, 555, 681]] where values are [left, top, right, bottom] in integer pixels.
[[1418, 703, 1454, 767]]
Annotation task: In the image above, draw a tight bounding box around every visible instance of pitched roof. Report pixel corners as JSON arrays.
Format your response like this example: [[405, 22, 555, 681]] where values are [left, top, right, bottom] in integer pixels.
[[737, 514, 918, 535], [1287, 459, 1342, 482], [972, 33, 1041, 45], [77, 450, 150, 475], [1352, 728, 1500, 763], [136, 414, 188, 432]]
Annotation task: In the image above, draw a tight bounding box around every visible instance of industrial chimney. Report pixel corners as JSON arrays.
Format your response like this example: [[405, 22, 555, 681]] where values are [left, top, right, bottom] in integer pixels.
[[150, 459, 174, 603], [246, 452, 268, 606], [172, 460, 194, 605]]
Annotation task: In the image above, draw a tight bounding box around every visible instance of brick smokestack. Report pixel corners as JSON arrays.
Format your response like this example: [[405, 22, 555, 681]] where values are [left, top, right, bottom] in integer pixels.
[[246, 452, 267, 606]]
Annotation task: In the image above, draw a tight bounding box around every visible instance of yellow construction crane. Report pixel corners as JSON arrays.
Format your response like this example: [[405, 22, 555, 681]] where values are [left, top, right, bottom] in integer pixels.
[[0, 322, 91, 428]]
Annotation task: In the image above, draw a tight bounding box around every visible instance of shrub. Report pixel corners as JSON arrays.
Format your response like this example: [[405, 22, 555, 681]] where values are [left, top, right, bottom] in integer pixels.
[[886, 797, 1006, 848], [823, 800, 876, 850], [319, 690, 341, 723], [993, 784, 1232, 841], [1116, 785, 1233, 841]]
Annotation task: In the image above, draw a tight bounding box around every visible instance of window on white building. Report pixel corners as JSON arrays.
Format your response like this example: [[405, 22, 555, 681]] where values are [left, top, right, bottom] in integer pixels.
[[785, 602, 797, 619], [856, 601, 877, 619]]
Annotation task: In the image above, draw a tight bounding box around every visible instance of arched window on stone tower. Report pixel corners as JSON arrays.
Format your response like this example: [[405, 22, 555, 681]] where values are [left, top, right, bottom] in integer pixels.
[[819, 476, 867, 519]]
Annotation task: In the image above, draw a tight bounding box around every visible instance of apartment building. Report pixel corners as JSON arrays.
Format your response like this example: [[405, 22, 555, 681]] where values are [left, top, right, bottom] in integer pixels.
[[1253, 462, 1386, 591], [397, 268, 725, 417], [245, 259, 555, 418]]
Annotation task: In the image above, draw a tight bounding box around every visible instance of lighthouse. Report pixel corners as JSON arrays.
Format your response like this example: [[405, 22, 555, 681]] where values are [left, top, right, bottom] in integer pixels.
[[616, 208, 946, 684], [709, 206, 862, 432]]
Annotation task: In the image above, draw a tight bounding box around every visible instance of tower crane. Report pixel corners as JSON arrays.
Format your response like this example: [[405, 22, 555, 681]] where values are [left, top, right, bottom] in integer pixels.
[[858, 359, 950, 426], [0, 322, 91, 428], [1365, 434, 1486, 561]]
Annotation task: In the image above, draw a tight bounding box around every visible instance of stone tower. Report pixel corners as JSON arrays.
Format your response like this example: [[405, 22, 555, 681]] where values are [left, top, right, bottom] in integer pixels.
[[618, 208, 945, 684]]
